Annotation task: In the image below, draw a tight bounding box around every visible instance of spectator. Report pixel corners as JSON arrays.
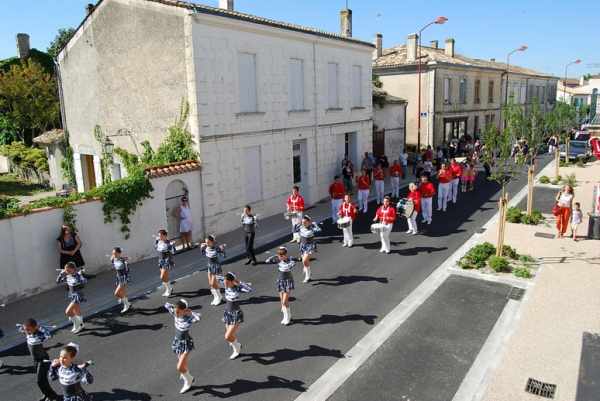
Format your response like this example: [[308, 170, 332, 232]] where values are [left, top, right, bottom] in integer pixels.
[[175, 196, 193, 250], [341, 159, 354, 194], [399, 150, 408, 179], [571, 202, 583, 241], [57, 225, 85, 271], [361, 152, 373, 181], [555, 185, 574, 239]]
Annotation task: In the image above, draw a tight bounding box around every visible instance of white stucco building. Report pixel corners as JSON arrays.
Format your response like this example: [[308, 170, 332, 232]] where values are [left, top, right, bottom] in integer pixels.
[[57, 0, 374, 235]]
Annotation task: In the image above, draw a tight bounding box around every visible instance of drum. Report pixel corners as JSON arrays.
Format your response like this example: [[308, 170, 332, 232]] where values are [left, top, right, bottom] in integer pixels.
[[370, 223, 385, 234], [337, 217, 351, 229], [284, 211, 298, 220], [396, 198, 415, 218]]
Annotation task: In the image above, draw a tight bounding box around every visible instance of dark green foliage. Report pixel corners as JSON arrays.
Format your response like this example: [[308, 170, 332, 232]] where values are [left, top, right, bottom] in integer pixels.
[[0, 141, 49, 182], [506, 207, 523, 223], [539, 175, 550, 184], [0, 196, 20, 218], [459, 242, 496, 269], [521, 210, 544, 225], [513, 266, 532, 278], [501, 245, 519, 259], [488, 255, 510, 272], [47, 28, 76, 59]]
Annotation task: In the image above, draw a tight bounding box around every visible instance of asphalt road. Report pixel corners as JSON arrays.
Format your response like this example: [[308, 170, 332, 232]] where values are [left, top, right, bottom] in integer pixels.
[[0, 159, 548, 401]]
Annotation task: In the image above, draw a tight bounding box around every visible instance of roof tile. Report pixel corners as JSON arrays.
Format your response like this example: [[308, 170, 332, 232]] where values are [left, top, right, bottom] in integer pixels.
[[145, 160, 201, 179]]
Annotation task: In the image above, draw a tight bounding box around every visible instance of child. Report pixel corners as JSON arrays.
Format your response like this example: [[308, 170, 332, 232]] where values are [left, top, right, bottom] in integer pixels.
[[16, 318, 60, 401], [155, 229, 175, 297], [111, 247, 131, 313], [49, 343, 94, 401], [218, 272, 253, 359], [461, 163, 471, 193], [571, 202, 583, 241], [293, 215, 321, 283], [200, 235, 226, 306], [265, 247, 298, 325], [56, 262, 87, 334]]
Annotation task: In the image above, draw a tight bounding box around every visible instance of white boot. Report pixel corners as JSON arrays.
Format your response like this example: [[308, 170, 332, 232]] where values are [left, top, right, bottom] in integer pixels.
[[303, 267, 311, 283], [161, 282, 170, 297], [69, 316, 75, 333], [179, 372, 194, 394], [281, 306, 288, 325], [229, 341, 241, 360], [72, 316, 84, 334], [283, 307, 291, 325], [121, 297, 130, 313], [210, 288, 222, 306]]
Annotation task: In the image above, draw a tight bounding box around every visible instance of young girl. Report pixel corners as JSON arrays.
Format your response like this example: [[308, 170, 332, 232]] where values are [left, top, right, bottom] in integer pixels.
[[571, 202, 583, 241], [49, 343, 93, 401], [467, 162, 476, 191], [293, 215, 321, 283], [461, 163, 471, 193], [218, 272, 253, 360], [200, 235, 226, 306], [165, 299, 201, 394], [266, 247, 297, 325], [56, 262, 87, 334], [155, 229, 175, 297], [111, 247, 131, 313]]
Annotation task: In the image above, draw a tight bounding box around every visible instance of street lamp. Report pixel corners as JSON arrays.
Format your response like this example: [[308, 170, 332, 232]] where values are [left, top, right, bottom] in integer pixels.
[[503, 45, 528, 107], [563, 59, 582, 103], [417, 16, 447, 152], [102, 137, 115, 157]]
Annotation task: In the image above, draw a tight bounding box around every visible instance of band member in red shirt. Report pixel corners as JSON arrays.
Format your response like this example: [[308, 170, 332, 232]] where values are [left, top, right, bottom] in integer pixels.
[[406, 183, 421, 235], [356, 169, 371, 213], [329, 176, 346, 221], [390, 160, 403, 199], [419, 174, 435, 224], [286, 185, 305, 243], [373, 164, 386, 204], [449, 158, 463, 204], [338, 193, 357, 247], [437, 163, 453, 212], [373, 196, 396, 254]]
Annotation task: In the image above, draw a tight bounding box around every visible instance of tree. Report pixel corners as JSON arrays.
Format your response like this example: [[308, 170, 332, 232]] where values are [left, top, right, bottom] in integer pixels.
[[546, 101, 577, 177], [0, 115, 18, 145], [0, 60, 60, 145], [47, 28, 76, 59], [522, 102, 545, 216]]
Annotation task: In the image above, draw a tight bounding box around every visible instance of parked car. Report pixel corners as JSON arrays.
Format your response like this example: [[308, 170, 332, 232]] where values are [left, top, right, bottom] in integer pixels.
[[559, 140, 591, 161]]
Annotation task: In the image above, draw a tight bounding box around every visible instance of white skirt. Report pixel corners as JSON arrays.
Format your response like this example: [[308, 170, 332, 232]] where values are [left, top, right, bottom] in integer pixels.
[[180, 219, 193, 233]]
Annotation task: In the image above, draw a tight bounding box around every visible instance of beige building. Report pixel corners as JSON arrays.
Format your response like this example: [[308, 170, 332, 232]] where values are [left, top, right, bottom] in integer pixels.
[[373, 35, 558, 148]]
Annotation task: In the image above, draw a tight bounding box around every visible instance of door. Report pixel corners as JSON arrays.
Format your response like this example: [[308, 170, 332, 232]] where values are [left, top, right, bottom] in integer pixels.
[[373, 129, 385, 158], [346, 132, 358, 167], [165, 180, 188, 241], [243, 146, 262, 204], [80, 154, 96, 191], [292, 140, 309, 200]]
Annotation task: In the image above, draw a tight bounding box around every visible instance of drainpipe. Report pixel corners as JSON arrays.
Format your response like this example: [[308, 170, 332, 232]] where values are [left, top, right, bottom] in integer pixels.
[[53, 58, 68, 136], [312, 41, 319, 204]]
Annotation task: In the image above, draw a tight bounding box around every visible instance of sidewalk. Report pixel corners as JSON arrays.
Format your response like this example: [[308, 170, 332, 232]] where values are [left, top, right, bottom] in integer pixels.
[[0, 174, 415, 352], [479, 160, 600, 401]]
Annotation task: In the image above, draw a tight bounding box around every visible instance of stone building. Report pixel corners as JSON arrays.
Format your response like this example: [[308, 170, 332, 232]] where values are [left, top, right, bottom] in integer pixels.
[[373, 34, 558, 148], [57, 0, 374, 235]]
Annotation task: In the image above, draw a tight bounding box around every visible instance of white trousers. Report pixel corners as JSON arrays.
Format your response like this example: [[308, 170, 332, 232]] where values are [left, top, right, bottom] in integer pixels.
[[422, 197, 432, 223], [358, 189, 369, 212], [379, 223, 392, 252], [331, 199, 342, 221], [438, 183, 450, 211], [407, 211, 418, 233], [375, 180, 385, 203], [391, 176, 401, 198], [342, 222, 353, 246], [291, 214, 302, 241], [450, 178, 459, 203]]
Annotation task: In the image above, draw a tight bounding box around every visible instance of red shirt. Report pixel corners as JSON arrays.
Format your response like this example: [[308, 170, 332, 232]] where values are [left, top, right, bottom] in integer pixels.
[[450, 162, 463, 179], [407, 190, 422, 213], [419, 182, 436, 198], [373, 167, 385, 181], [286, 194, 305, 212], [390, 164, 402, 177], [438, 169, 453, 184], [338, 201, 357, 220], [376, 205, 397, 224], [356, 175, 371, 190], [329, 182, 346, 199]]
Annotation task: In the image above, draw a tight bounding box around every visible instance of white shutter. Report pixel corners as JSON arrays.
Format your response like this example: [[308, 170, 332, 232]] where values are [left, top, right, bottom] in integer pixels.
[[244, 146, 262, 203], [288, 59, 304, 111], [92, 155, 102, 187], [73, 152, 84, 192], [239, 53, 257, 113], [328, 62, 338, 108], [352, 65, 362, 107], [444, 78, 451, 103]]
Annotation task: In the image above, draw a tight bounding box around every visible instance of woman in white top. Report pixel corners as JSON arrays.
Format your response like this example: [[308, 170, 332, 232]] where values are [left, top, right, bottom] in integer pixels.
[[555, 185, 574, 238], [177, 197, 193, 250]]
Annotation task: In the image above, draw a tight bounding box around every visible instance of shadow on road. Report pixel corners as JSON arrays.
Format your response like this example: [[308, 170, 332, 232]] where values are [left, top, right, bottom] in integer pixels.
[[240, 344, 344, 365], [192, 375, 306, 398], [293, 313, 377, 326], [310, 275, 389, 287], [0, 363, 34, 375], [238, 295, 296, 306], [91, 388, 154, 401], [391, 246, 448, 256]]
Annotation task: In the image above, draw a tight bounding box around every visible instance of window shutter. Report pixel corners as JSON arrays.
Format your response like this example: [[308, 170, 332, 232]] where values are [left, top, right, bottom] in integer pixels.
[[239, 53, 257, 112], [352, 65, 362, 107], [328, 63, 338, 108]]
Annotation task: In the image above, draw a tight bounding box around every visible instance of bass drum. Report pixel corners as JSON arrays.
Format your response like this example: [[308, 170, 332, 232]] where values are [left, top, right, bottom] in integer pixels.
[[396, 198, 415, 218]]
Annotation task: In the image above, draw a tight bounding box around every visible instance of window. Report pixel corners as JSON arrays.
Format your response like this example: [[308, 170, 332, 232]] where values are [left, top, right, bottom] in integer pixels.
[[459, 78, 467, 104], [288, 58, 304, 111], [244, 146, 262, 203], [352, 65, 362, 107], [239, 53, 257, 112], [488, 80, 494, 103], [444, 77, 452, 104], [328, 62, 339, 108], [520, 85, 527, 104], [540, 86, 545, 103], [474, 79, 481, 104], [473, 115, 479, 136], [293, 143, 302, 183]]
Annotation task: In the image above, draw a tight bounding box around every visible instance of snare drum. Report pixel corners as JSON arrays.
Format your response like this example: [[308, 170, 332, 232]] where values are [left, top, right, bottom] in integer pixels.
[[370, 223, 385, 234], [337, 216, 352, 229], [396, 198, 415, 218], [284, 211, 298, 220]]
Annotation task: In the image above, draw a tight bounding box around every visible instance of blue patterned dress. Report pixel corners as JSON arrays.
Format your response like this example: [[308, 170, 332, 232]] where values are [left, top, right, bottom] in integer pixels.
[[56, 271, 87, 304], [49, 363, 93, 401], [217, 279, 253, 325], [155, 239, 175, 270], [112, 257, 130, 287], [265, 255, 296, 293], [165, 303, 201, 355], [293, 222, 321, 255], [201, 244, 225, 274]]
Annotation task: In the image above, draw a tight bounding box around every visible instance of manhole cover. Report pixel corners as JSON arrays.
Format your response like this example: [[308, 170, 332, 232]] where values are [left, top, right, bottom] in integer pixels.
[[534, 232, 555, 239], [508, 287, 526, 301], [525, 378, 556, 398]]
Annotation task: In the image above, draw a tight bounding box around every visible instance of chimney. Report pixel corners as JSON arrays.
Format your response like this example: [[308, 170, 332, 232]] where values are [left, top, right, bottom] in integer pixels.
[[430, 40, 438, 49], [406, 33, 418, 62], [445, 38, 455, 57], [218, 0, 234, 11], [16, 33, 30, 60], [490, 58, 496, 62], [340, 8, 352, 38], [375, 33, 383, 58], [85, 3, 95, 15]]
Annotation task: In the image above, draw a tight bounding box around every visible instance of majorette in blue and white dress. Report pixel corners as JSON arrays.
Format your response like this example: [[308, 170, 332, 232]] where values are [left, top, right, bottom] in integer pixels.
[[293, 222, 321, 255], [16, 324, 52, 362], [56, 271, 87, 304], [217, 277, 253, 325], [112, 257, 130, 287], [201, 244, 225, 275], [165, 303, 201, 355], [155, 239, 175, 270], [49, 362, 93, 401], [265, 255, 296, 293]]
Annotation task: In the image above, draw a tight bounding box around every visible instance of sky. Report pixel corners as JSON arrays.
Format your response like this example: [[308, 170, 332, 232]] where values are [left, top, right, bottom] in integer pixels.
[[1, 0, 599, 77]]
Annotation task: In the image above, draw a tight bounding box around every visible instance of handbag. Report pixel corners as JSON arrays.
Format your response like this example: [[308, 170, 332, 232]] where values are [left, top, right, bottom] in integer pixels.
[[552, 203, 561, 216]]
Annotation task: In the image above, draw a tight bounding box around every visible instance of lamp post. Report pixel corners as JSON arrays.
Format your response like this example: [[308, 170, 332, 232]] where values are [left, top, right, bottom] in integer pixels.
[[563, 59, 581, 104], [416, 16, 447, 152], [503, 45, 528, 107]]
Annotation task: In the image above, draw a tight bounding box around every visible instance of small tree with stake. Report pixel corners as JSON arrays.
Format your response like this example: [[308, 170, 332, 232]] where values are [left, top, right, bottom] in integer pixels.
[[547, 101, 577, 177], [522, 101, 545, 216]]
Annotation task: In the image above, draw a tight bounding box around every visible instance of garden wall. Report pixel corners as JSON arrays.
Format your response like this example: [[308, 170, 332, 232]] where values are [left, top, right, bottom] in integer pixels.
[[0, 170, 203, 303]]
